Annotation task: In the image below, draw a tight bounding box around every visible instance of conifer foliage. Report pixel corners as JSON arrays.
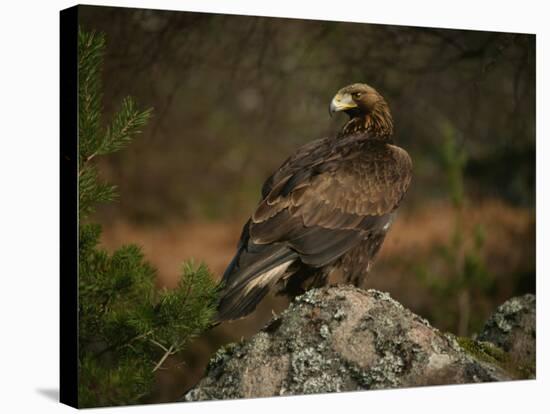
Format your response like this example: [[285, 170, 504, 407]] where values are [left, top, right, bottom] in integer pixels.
[[77, 28, 219, 407]]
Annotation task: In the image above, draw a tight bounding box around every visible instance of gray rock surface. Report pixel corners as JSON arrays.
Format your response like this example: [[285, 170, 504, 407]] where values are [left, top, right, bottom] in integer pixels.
[[184, 287, 536, 401], [477, 294, 536, 378]]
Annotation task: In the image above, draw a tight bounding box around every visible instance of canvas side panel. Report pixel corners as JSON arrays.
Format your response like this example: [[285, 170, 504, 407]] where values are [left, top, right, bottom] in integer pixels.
[[59, 5, 78, 409]]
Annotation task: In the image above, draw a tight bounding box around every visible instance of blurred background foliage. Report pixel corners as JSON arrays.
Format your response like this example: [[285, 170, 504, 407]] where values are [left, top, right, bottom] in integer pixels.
[[79, 5, 535, 403]]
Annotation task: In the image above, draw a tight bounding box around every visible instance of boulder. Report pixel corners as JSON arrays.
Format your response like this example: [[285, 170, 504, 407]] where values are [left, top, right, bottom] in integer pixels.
[[184, 287, 535, 401], [476, 293, 536, 378]]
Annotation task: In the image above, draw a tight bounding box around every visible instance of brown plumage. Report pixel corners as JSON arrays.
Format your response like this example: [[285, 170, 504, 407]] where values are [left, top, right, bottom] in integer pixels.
[[216, 83, 412, 321]]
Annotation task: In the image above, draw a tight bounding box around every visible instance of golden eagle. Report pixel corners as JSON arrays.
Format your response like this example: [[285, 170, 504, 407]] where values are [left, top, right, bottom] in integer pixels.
[[217, 83, 412, 321]]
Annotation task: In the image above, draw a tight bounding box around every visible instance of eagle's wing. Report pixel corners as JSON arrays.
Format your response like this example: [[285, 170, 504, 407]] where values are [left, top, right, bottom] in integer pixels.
[[217, 140, 412, 320], [260, 137, 330, 199]]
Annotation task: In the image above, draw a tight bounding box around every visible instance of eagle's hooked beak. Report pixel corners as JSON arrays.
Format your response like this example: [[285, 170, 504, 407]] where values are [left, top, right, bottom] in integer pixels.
[[329, 93, 357, 117]]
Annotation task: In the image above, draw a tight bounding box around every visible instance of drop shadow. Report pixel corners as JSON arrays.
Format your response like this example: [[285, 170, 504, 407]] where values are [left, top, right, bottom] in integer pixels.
[[36, 388, 59, 402]]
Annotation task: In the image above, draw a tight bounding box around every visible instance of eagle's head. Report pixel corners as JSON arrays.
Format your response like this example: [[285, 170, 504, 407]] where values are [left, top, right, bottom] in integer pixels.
[[329, 83, 393, 137], [329, 83, 386, 117]]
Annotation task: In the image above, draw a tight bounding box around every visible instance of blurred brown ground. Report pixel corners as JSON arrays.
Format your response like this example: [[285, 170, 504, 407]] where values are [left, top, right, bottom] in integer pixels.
[[99, 199, 534, 294]]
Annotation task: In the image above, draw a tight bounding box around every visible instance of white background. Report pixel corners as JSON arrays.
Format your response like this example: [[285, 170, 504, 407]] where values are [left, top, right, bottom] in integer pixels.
[[0, 0, 547, 412]]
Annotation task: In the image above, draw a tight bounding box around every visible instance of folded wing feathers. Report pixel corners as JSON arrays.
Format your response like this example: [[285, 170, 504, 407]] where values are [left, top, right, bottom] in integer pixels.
[[217, 140, 412, 321]]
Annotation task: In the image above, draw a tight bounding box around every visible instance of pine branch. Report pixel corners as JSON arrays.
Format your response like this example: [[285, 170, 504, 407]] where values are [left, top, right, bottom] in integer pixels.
[[152, 344, 175, 372], [77, 27, 218, 407], [77, 27, 152, 217], [79, 165, 117, 219], [100, 97, 153, 155], [78, 29, 105, 160]]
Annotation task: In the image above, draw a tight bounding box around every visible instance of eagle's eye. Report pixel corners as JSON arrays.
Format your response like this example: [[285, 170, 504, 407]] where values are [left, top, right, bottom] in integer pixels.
[[352, 92, 362, 99]]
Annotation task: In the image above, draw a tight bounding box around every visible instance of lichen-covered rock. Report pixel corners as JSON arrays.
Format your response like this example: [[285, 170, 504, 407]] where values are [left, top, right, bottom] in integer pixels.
[[184, 287, 535, 402], [476, 294, 536, 378]]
